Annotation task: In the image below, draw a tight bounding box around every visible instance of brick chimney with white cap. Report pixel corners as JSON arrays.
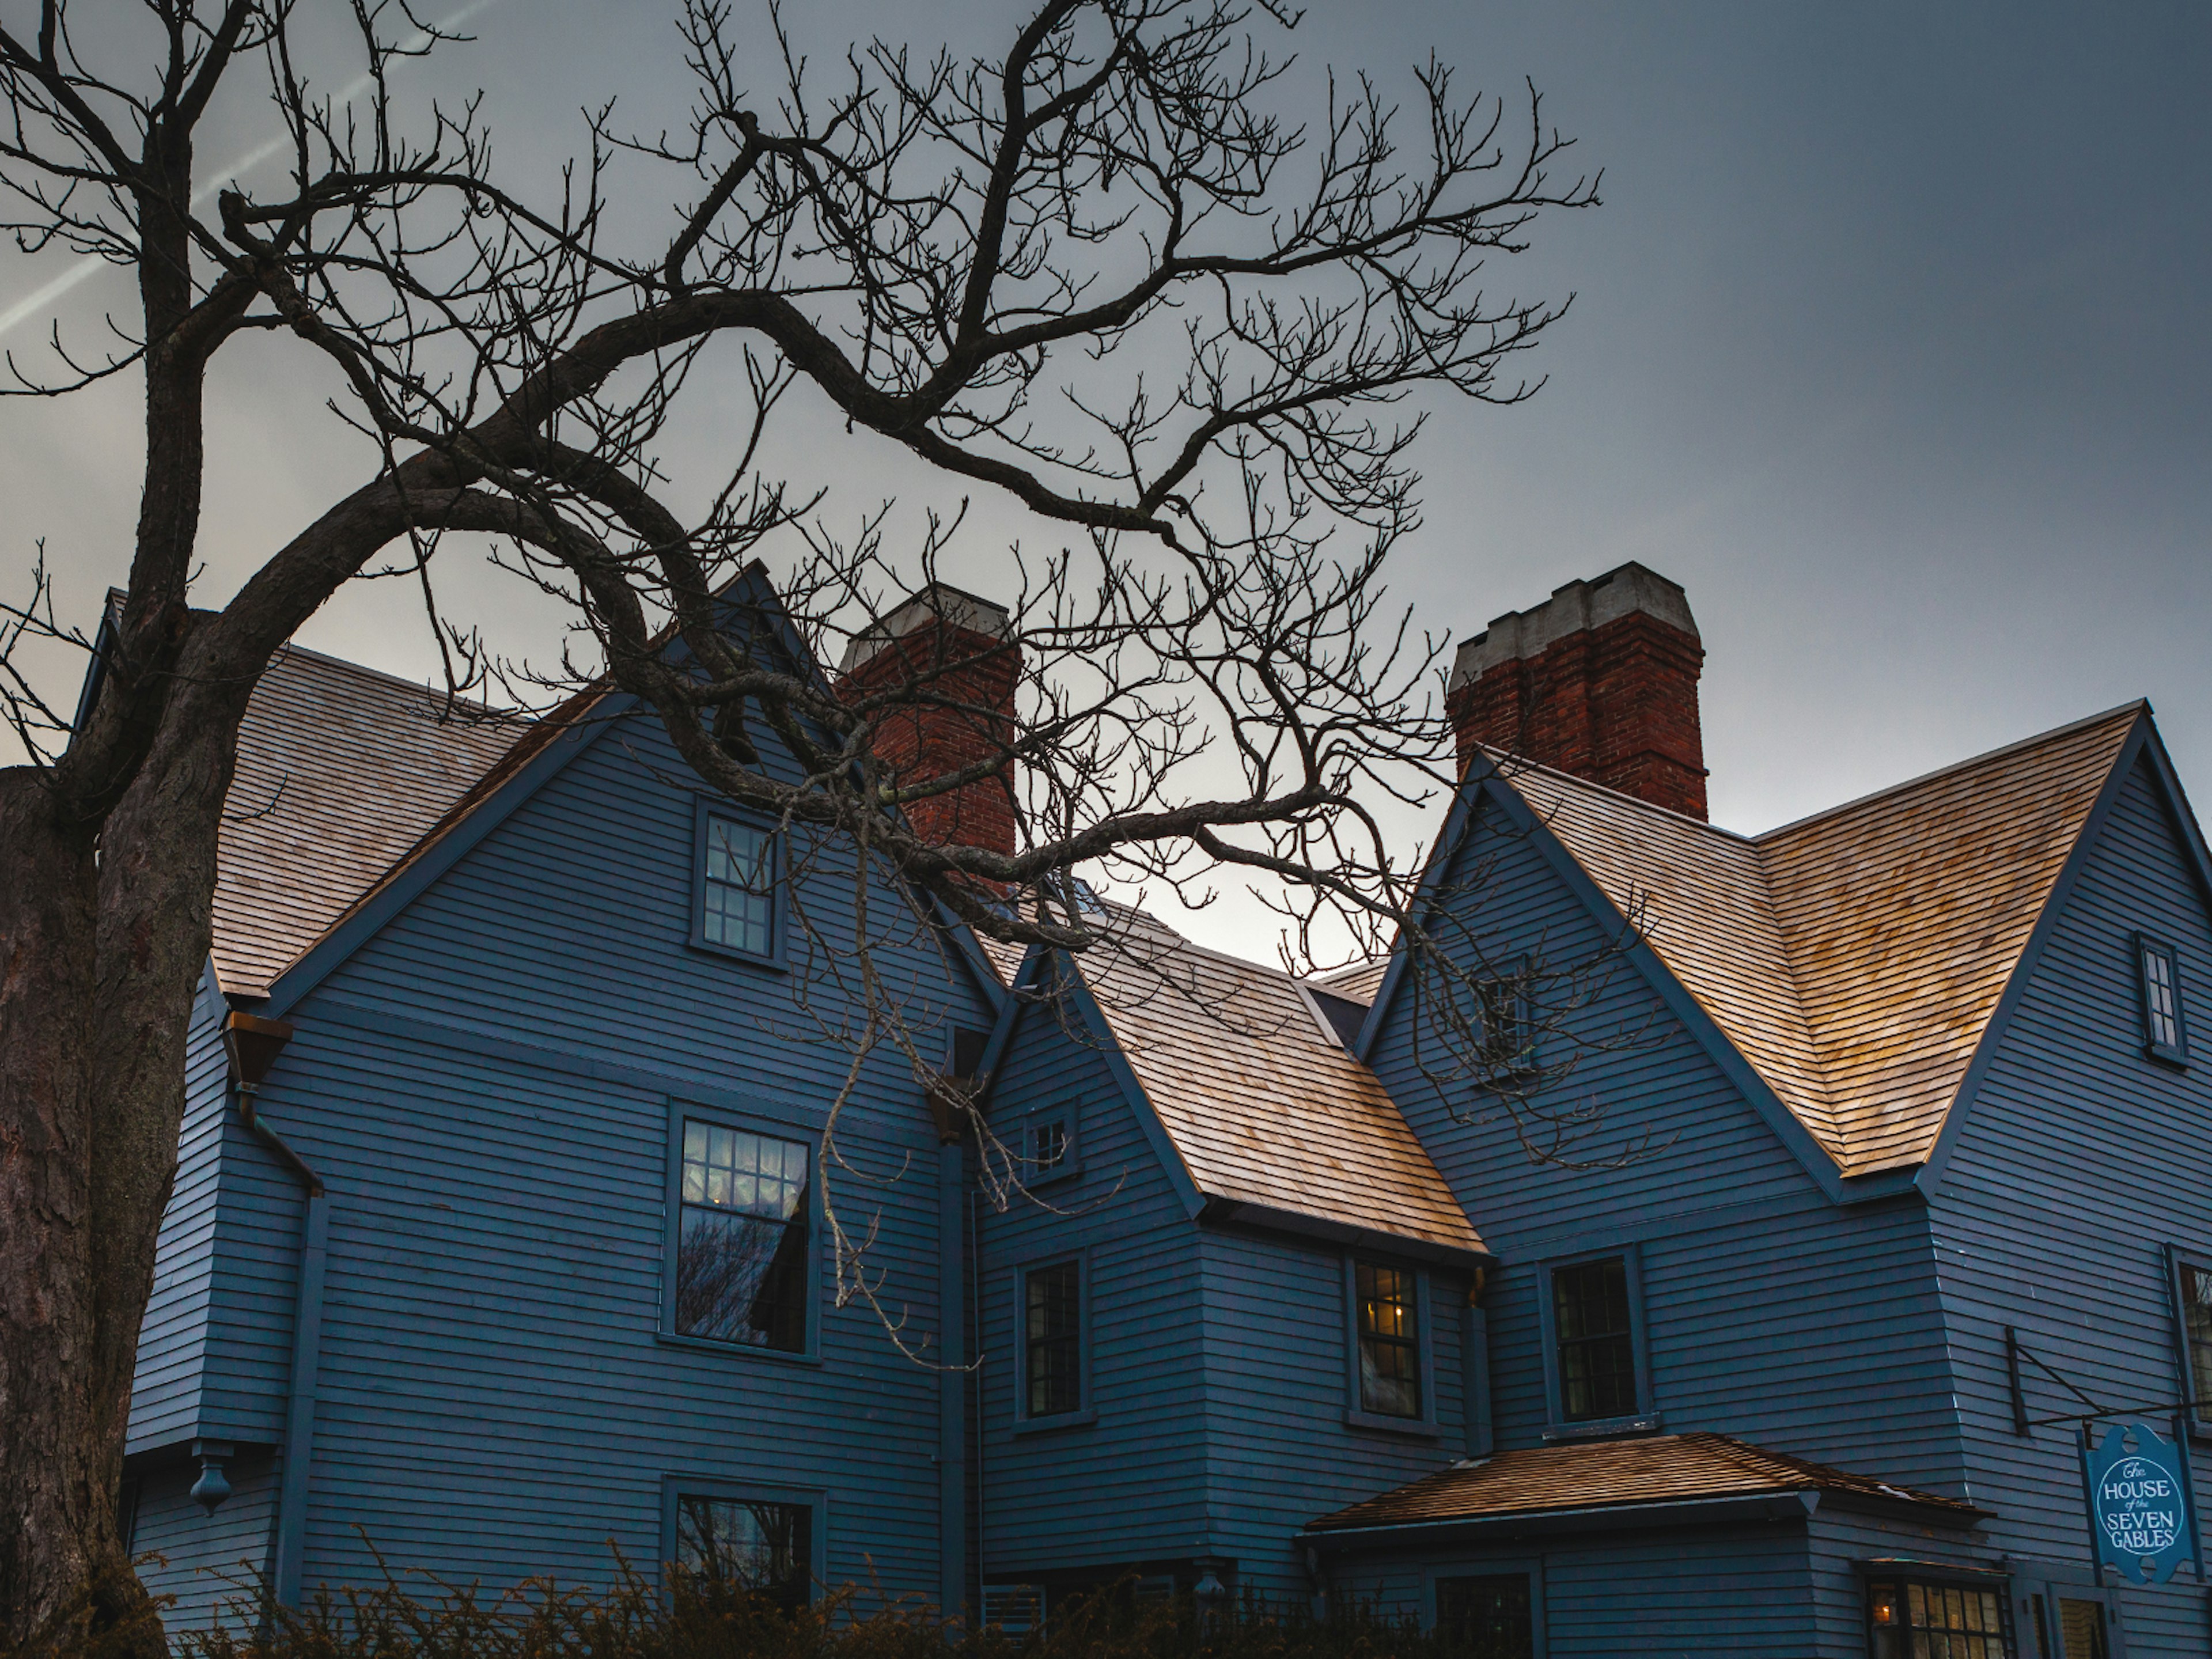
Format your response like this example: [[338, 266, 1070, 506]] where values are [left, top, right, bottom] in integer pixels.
[[1447, 561, 1709, 819], [839, 582, 1021, 857]]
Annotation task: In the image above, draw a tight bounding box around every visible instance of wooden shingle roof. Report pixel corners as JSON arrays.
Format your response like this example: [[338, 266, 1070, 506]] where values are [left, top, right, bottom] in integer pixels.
[[1499, 703, 2141, 1176], [1072, 912, 1484, 1255], [212, 647, 525, 998], [1304, 1433, 1984, 1532]]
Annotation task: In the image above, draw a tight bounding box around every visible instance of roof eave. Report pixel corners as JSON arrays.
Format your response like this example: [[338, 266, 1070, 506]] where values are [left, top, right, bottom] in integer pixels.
[[1196, 1194, 1493, 1270], [1305, 1487, 1986, 1550]]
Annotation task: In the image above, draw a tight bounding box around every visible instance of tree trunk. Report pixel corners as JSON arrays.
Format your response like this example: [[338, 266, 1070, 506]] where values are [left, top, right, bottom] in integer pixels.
[[0, 768, 139, 1650], [0, 635, 252, 1650]]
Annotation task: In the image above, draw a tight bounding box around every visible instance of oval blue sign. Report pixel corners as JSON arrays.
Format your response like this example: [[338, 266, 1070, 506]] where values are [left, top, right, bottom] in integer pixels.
[[2085, 1422, 2198, 1586]]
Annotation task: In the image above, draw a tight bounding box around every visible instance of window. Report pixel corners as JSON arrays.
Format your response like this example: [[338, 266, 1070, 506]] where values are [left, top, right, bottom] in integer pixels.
[[673, 1120, 810, 1352], [2138, 934, 2187, 1065], [1434, 1574, 1534, 1659], [1552, 1256, 1637, 1423], [1476, 974, 1535, 1075], [1024, 1260, 1082, 1416], [2182, 1262, 2212, 1408], [673, 1493, 813, 1609], [2166, 1247, 2212, 1427], [1866, 1577, 2011, 1659], [1356, 1262, 1422, 1419], [1027, 1115, 1071, 1178], [1345, 1257, 1438, 1434], [2053, 1599, 2108, 1659], [696, 810, 778, 959]]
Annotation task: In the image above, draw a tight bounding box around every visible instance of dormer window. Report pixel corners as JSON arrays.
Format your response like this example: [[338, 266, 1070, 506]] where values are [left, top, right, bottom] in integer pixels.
[[2138, 933, 2188, 1067]]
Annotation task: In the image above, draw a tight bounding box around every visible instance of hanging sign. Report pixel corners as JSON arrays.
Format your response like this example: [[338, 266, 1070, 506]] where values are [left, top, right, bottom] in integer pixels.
[[2081, 1421, 2202, 1585]]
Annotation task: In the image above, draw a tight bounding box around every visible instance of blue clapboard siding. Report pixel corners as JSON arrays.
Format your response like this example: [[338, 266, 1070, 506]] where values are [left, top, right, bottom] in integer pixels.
[[130, 1449, 278, 1632], [1367, 787, 1967, 1488], [1804, 1508, 2018, 1656], [128, 964, 230, 1452], [1324, 1523, 1819, 1654], [135, 702, 995, 1621], [1194, 1226, 1472, 1600], [975, 989, 1211, 1580], [1931, 751, 2212, 1647]]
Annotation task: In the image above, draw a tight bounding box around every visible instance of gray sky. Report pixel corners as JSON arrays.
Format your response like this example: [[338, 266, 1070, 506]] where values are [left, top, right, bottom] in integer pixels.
[[3, 2, 2206, 958]]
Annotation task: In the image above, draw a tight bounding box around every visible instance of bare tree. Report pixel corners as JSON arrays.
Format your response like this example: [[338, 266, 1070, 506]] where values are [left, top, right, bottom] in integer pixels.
[[0, 0, 1603, 1643]]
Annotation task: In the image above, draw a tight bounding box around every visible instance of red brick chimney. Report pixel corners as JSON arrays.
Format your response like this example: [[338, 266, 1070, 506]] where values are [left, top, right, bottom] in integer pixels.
[[1447, 562, 1709, 819], [839, 583, 1020, 857]]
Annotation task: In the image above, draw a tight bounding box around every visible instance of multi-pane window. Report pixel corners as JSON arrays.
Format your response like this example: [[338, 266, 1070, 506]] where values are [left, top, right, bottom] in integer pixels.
[[1025, 1260, 1082, 1416], [2140, 937, 2186, 1061], [1434, 1574, 1533, 1659], [1552, 1256, 1637, 1422], [702, 817, 776, 956], [675, 1494, 812, 1609], [1866, 1578, 2010, 1659], [1356, 1262, 1422, 1418], [675, 1122, 810, 1351]]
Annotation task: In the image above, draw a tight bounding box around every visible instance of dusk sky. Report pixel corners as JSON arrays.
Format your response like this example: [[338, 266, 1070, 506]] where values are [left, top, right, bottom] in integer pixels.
[[2, 1, 2205, 959]]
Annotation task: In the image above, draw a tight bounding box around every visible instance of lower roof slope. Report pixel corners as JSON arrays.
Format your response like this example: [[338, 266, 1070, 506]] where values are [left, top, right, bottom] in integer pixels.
[[1304, 1433, 1984, 1532], [1497, 703, 2143, 1175], [1066, 909, 1484, 1256], [212, 646, 524, 998]]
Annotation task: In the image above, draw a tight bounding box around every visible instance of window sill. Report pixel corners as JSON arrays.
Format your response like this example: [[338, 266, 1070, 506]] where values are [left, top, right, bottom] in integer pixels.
[[1013, 1408, 1097, 1436], [684, 937, 790, 972], [2145, 1041, 2190, 1071], [1344, 1408, 1441, 1439], [1542, 1412, 1662, 1442], [656, 1331, 823, 1367]]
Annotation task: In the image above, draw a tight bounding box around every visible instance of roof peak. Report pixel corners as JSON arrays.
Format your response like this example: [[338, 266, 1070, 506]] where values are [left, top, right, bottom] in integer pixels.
[[1752, 700, 2147, 844]]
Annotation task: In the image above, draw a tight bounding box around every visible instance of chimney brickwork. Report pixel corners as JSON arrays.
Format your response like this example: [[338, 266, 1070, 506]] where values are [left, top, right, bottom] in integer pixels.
[[1448, 562, 1709, 820], [839, 584, 1021, 858]]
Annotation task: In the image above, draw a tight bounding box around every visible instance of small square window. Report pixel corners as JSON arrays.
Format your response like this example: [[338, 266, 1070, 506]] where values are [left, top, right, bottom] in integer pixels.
[[2138, 934, 2188, 1065], [1434, 1573, 1533, 1658], [674, 1493, 813, 1609], [1027, 1115, 1070, 1178], [672, 1120, 810, 1352], [699, 813, 777, 959], [1024, 1260, 1082, 1416], [1355, 1262, 1422, 1419], [1552, 1256, 1637, 1423]]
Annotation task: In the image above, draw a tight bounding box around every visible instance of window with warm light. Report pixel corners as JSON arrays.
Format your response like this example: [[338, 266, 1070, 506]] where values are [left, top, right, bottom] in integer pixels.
[[1355, 1262, 1422, 1418], [1866, 1577, 2010, 1659]]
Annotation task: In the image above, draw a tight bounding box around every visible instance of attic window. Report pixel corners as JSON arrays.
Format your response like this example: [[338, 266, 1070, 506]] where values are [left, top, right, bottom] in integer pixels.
[[2137, 934, 2188, 1067], [1476, 973, 1535, 1077]]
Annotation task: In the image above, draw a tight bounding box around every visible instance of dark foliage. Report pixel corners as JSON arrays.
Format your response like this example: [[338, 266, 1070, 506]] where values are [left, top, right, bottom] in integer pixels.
[[37, 1563, 1471, 1659]]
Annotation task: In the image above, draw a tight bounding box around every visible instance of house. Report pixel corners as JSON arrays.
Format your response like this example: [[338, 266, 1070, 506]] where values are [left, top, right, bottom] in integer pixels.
[[125, 561, 2212, 1657]]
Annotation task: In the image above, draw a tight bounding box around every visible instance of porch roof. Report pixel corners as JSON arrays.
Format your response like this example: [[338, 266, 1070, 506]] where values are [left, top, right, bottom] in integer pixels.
[[1304, 1433, 1985, 1534]]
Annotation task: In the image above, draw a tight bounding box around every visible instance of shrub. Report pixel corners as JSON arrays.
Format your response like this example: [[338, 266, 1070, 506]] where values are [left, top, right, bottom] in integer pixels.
[[165, 1567, 1453, 1659]]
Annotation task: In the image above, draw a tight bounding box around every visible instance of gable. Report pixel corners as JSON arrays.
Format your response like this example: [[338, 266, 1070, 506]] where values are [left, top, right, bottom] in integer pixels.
[[1503, 706, 2142, 1177], [1054, 916, 1485, 1257], [1365, 781, 1835, 1236], [213, 647, 520, 998]]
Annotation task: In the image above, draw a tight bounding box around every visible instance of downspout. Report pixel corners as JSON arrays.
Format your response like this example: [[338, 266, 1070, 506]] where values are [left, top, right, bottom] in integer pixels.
[[222, 1013, 323, 1608], [928, 1071, 972, 1618]]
